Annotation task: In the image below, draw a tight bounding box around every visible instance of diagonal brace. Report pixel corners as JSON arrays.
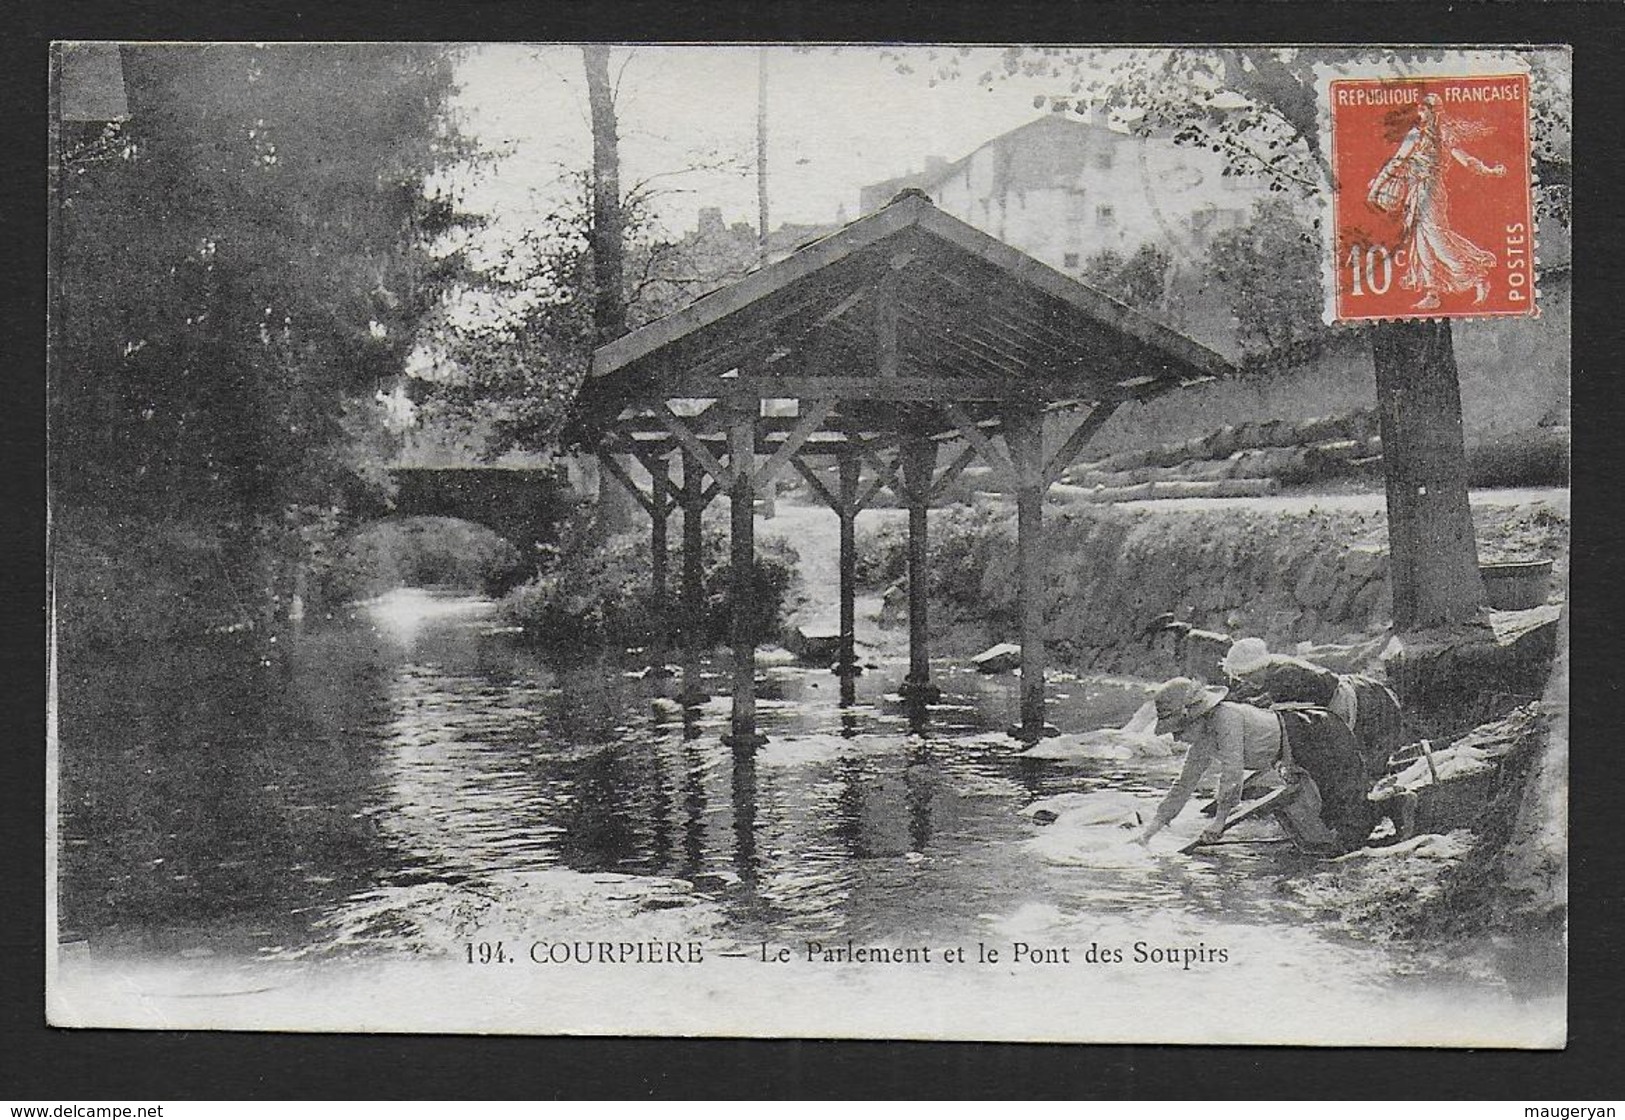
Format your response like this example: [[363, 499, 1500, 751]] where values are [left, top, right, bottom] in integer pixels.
[[658, 400, 734, 489], [945, 402, 1022, 490], [1044, 400, 1123, 486]]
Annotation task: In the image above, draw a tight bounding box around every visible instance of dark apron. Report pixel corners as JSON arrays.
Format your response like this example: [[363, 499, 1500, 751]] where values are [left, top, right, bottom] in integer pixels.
[[1275, 705, 1380, 853]]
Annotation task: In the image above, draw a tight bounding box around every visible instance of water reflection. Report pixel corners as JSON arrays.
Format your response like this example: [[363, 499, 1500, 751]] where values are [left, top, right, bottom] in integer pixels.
[[57, 590, 1460, 985]]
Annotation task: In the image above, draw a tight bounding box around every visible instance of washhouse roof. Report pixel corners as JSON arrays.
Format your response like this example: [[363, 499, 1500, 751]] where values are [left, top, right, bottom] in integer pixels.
[[575, 190, 1232, 447]]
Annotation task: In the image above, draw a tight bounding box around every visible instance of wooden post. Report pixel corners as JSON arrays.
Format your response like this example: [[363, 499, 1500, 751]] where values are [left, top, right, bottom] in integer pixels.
[[1007, 406, 1052, 741], [899, 435, 940, 703], [724, 401, 767, 749], [678, 448, 708, 707], [835, 447, 861, 678], [649, 455, 671, 659]]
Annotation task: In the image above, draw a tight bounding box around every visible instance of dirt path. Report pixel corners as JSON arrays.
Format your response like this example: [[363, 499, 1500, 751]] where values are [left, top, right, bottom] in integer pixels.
[[1079, 486, 1569, 516], [756, 503, 900, 656]]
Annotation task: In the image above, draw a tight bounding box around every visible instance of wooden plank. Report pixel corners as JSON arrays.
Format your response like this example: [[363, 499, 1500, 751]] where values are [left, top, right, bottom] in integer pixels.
[[945, 402, 1021, 490], [1043, 400, 1122, 486], [874, 269, 900, 378], [630, 450, 681, 515], [855, 444, 903, 510], [592, 198, 925, 379], [1178, 785, 1291, 854], [913, 205, 1232, 379]]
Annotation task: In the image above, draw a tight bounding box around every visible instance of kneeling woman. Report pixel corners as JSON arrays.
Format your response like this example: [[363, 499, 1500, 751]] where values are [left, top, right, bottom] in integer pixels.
[[1134, 677, 1378, 855]]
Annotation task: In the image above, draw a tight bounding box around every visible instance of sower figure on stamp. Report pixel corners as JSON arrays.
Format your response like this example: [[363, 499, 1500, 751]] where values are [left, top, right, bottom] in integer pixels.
[[1366, 92, 1507, 310], [1135, 677, 1379, 856], [1221, 637, 1404, 780]]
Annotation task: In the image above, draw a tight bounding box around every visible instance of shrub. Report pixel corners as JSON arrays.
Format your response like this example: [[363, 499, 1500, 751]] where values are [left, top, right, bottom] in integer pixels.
[[499, 505, 801, 658]]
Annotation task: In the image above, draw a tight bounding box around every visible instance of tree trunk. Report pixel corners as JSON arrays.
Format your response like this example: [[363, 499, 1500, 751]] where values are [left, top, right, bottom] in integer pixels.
[[582, 45, 626, 346], [1370, 320, 1484, 629]]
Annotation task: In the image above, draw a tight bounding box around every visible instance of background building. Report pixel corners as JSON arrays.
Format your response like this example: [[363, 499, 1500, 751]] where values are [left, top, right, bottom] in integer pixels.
[[858, 112, 1272, 280]]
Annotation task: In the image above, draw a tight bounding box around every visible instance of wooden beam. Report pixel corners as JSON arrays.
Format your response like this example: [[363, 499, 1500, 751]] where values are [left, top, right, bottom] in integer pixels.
[[789, 455, 840, 513], [855, 443, 903, 511], [874, 269, 900, 378], [899, 436, 940, 703], [748, 400, 837, 492], [657, 401, 734, 489], [596, 451, 655, 516], [630, 450, 681, 515], [649, 459, 672, 653], [1043, 400, 1122, 485], [643, 375, 1042, 402], [678, 448, 708, 707], [945, 402, 1022, 490], [725, 402, 765, 749], [1007, 405, 1048, 742], [928, 440, 982, 502], [836, 448, 861, 678]]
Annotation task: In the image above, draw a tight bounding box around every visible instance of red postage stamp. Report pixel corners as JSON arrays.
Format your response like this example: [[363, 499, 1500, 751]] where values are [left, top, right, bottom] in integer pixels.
[[1326, 70, 1535, 322]]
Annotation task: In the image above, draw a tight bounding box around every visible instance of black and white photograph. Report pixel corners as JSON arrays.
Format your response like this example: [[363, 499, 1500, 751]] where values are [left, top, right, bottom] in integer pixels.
[[46, 42, 1570, 1046]]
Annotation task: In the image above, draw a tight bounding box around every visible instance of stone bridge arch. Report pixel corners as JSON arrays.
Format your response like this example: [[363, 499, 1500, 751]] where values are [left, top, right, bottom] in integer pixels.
[[386, 466, 574, 555]]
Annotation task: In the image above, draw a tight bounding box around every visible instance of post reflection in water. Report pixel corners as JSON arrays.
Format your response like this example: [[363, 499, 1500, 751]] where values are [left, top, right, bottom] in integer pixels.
[[730, 752, 759, 889], [838, 674, 860, 739]]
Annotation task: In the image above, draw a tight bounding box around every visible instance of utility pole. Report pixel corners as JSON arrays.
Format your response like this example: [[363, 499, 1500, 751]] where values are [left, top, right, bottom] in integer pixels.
[[756, 47, 770, 266], [754, 48, 776, 518]]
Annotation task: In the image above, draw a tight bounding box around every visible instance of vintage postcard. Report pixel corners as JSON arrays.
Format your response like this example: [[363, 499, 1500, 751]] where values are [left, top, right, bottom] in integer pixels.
[[47, 43, 1570, 1046]]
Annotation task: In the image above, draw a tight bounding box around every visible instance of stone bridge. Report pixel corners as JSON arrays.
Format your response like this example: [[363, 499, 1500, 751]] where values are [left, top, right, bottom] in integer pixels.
[[386, 466, 574, 551]]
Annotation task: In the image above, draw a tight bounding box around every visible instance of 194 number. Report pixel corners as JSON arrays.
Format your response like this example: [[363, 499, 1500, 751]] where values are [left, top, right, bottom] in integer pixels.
[[465, 941, 510, 964]]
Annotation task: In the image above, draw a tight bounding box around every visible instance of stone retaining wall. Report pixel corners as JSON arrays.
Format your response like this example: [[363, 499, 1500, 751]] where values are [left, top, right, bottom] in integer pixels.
[[923, 497, 1568, 679]]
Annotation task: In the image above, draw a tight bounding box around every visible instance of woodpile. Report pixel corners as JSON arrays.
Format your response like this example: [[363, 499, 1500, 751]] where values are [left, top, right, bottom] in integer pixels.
[[1046, 410, 1565, 504]]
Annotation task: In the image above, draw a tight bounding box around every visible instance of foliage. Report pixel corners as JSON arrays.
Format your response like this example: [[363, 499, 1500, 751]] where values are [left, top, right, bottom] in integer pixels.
[[1205, 198, 1330, 374], [1080, 242, 1172, 310], [853, 505, 1017, 627], [499, 506, 801, 658], [409, 173, 759, 459], [410, 46, 755, 460], [52, 507, 253, 651], [320, 517, 527, 604], [54, 44, 476, 627]]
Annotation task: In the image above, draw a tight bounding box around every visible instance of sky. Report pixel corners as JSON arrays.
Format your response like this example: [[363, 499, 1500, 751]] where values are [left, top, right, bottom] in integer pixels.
[[450, 45, 1084, 244]]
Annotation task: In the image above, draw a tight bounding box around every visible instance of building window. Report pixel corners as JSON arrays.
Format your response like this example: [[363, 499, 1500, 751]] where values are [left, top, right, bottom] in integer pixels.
[[1096, 205, 1116, 226], [1094, 150, 1114, 170], [1063, 252, 1080, 269]]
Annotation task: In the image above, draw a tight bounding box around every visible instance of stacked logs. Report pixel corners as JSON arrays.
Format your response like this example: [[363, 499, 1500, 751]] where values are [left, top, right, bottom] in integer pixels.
[[1055, 410, 1382, 503], [1043, 410, 1566, 505]]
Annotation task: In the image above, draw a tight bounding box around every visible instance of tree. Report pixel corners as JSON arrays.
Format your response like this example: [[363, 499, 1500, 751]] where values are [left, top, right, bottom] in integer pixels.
[[53, 44, 476, 622], [582, 45, 628, 346], [1204, 197, 1328, 374], [928, 46, 1570, 629], [1080, 242, 1172, 311]]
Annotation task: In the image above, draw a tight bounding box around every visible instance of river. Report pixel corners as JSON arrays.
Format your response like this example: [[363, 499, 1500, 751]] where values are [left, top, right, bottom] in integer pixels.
[[50, 587, 1564, 1044]]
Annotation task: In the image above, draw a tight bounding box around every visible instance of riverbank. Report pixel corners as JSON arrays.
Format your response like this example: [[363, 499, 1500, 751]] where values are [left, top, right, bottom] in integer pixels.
[[766, 487, 1568, 964], [839, 487, 1568, 679]]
